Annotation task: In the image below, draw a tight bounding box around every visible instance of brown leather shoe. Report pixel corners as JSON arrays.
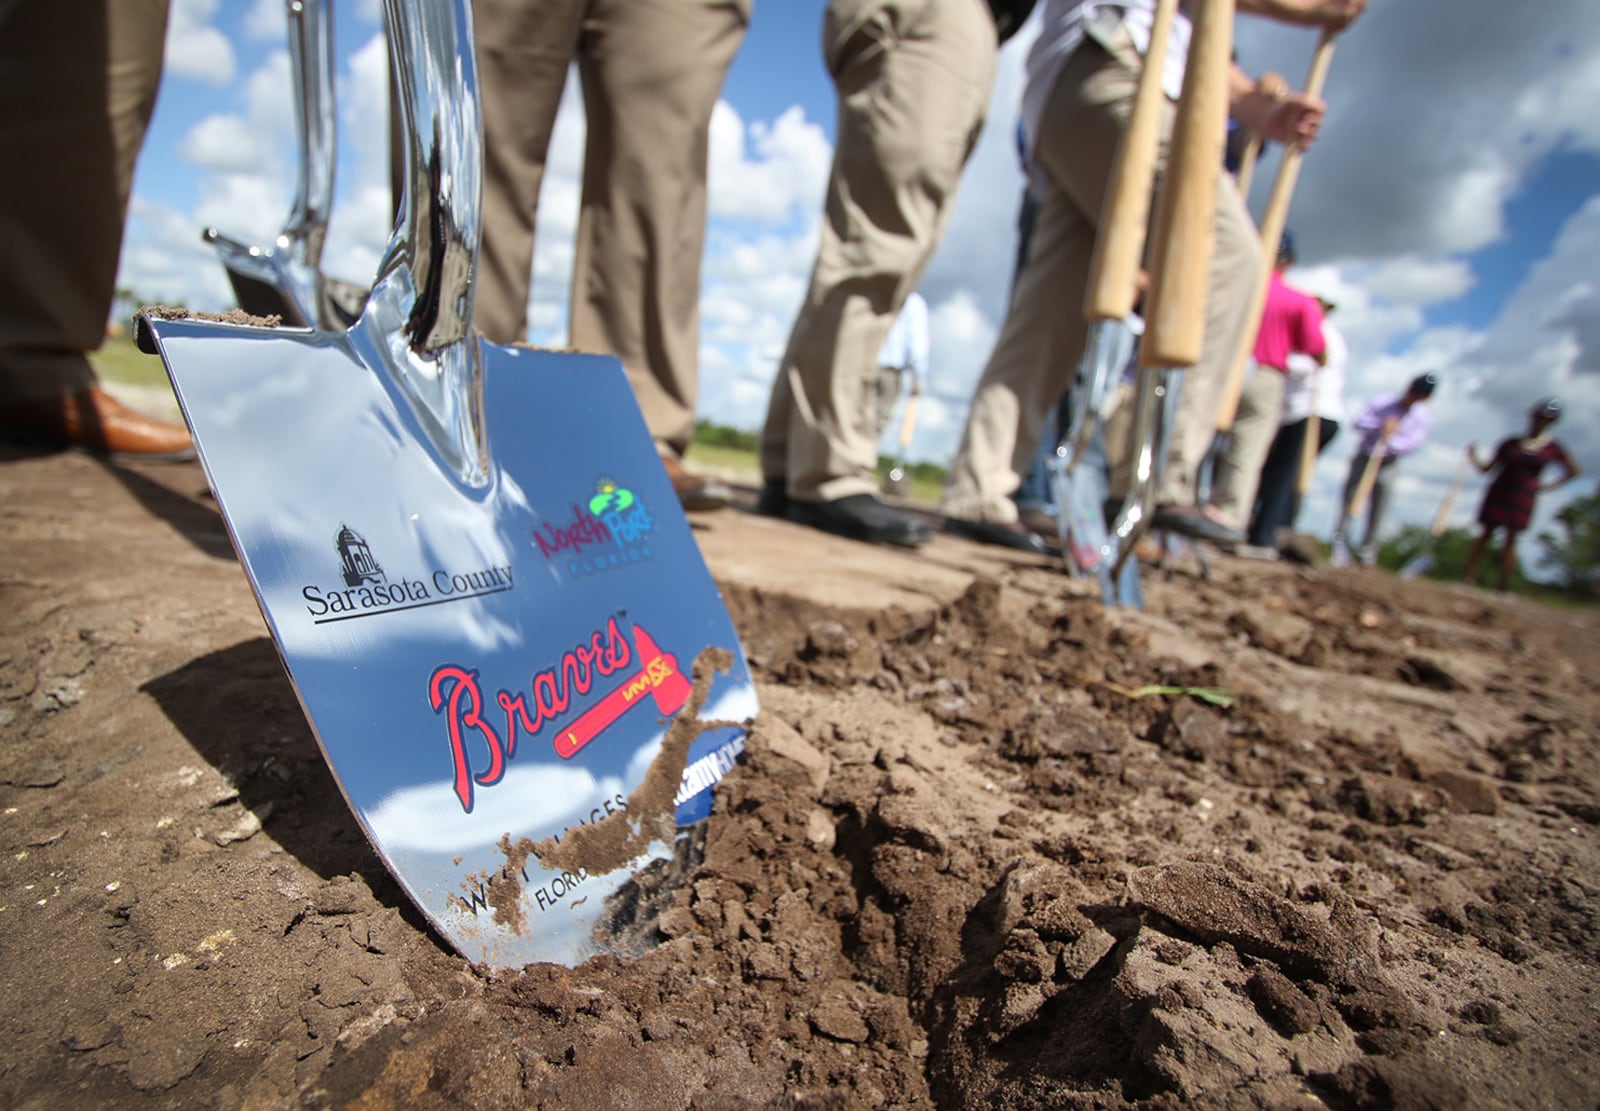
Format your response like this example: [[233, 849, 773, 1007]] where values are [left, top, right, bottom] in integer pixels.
[[0, 386, 194, 461], [660, 455, 730, 512]]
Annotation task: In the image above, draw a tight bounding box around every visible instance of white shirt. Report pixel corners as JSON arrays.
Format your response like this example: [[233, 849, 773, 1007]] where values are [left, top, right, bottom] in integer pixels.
[[1280, 320, 1348, 425], [877, 292, 930, 392], [1020, 0, 1193, 169]]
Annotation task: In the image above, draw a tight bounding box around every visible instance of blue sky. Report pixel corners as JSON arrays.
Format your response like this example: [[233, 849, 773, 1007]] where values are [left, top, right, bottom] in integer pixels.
[[122, 0, 1600, 568]]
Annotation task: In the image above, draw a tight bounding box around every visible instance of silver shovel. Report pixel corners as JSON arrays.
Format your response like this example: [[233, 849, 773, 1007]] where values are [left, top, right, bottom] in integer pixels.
[[1049, 0, 1180, 604], [137, 0, 757, 970], [202, 0, 363, 329]]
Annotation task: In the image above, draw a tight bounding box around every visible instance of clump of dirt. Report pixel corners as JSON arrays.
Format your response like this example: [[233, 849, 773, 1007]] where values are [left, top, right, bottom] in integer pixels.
[[2, 453, 1598, 1108]]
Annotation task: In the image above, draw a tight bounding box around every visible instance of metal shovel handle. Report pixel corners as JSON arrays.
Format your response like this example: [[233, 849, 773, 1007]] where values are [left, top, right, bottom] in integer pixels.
[[359, 0, 489, 485], [280, 0, 336, 274]]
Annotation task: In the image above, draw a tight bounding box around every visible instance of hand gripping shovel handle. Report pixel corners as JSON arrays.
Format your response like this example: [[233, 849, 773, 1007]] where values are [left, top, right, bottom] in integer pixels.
[[1214, 29, 1338, 431]]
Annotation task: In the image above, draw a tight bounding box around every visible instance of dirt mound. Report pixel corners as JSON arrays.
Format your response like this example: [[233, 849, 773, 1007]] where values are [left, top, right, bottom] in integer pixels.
[[2, 451, 1598, 1108]]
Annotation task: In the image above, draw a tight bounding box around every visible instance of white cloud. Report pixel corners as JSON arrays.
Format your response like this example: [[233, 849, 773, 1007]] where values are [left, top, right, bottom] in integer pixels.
[[709, 102, 832, 224], [164, 0, 237, 86], [244, 0, 284, 42]]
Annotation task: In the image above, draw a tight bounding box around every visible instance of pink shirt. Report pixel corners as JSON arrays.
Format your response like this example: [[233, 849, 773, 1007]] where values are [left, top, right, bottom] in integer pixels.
[[1252, 273, 1326, 372]]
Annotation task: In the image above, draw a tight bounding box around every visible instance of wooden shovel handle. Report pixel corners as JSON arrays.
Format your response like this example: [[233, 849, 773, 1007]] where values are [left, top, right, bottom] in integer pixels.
[[1214, 29, 1338, 429], [1233, 132, 1262, 198], [1143, 0, 1234, 368], [1431, 455, 1471, 535], [896, 393, 919, 453], [1085, 0, 1180, 323], [1347, 434, 1387, 519]]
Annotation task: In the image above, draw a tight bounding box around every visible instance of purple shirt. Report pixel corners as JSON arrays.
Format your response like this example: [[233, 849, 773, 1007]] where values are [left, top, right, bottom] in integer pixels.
[[1352, 393, 1431, 458]]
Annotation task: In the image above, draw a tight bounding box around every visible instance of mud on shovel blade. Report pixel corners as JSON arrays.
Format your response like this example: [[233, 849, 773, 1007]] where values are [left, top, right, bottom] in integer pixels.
[[202, 0, 361, 329], [137, 0, 757, 971]]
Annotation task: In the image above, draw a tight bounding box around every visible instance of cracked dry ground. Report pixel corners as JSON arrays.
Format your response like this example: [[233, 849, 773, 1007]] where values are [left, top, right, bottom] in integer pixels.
[[2, 449, 1598, 1109]]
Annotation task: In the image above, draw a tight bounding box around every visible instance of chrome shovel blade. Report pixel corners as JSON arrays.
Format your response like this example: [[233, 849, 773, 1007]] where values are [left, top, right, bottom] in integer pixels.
[[140, 317, 757, 969]]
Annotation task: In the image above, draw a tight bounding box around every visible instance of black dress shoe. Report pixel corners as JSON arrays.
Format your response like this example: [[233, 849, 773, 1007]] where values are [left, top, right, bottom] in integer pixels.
[[1151, 504, 1242, 546], [787, 494, 932, 548], [754, 478, 789, 519], [943, 515, 1056, 556]]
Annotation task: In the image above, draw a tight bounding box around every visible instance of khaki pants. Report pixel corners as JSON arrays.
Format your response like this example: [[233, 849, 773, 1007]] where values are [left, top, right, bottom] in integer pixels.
[[760, 0, 995, 502], [869, 366, 905, 445], [1209, 363, 1286, 531], [0, 0, 169, 401], [473, 0, 749, 457], [941, 24, 1259, 523]]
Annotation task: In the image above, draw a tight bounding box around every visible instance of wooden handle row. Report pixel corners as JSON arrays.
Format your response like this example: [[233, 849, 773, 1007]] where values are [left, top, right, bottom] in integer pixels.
[[1213, 29, 1338, 429], [1084, 0, 1181, 323], [1142, 0, 1236, 369]]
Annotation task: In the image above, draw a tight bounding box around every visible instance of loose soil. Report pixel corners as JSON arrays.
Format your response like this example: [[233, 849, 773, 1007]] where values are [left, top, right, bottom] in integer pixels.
[[2, 443, 1598, 1109]]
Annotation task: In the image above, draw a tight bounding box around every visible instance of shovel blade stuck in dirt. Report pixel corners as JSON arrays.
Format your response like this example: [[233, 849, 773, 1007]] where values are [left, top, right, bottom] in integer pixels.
[[137, 0, 756, 970]]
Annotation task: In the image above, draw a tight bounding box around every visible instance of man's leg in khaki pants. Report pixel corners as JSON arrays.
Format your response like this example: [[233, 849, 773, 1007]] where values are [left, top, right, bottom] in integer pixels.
[[0, 0, 169, 401], [1208, 364, 1285, 531], [572, 0, 749, 459], [471, 0, 584, 347], [762, 0, 994, 505], [942, 31, 1146, 525]]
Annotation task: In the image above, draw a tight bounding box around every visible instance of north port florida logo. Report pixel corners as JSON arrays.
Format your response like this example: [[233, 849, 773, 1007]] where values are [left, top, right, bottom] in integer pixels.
[[531, 476, 656, 576], [301, 524, 514, 623]]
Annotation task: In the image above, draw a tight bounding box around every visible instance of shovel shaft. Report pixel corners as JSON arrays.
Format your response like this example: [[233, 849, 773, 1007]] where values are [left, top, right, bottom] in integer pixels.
[[1214, 29, 1337, 432], [1233, 132, 1262, 197], [897, 393, 919, 454], [1085, 0, 1180, 323], [1431, 455, 1471, 535], [1143, 0, 1233, 369], [1347, 434, 1387, 519], [282, 0, 336, 273]]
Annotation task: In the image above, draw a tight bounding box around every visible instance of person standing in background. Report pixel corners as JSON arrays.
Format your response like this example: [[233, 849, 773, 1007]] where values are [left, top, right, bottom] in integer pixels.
[[758, 0, 1036, 548], [1205, 230, 1326, 539], [472, 0, 750, 511], [1461, 397, 1580, 592], [1330, 372, 1437, 565], [1247, 295, 1345, 548]]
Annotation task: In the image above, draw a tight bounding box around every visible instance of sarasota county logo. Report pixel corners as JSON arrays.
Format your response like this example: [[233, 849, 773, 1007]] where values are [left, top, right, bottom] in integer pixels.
[[302, 523, 514, 624], [531, 476, 657, 576]]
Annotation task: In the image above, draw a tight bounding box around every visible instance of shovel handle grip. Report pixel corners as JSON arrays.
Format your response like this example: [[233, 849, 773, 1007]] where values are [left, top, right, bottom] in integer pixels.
[[1214, 29, 1338, 431], [1142, 0, 1234, 368], [1085, 0, 1180, 323]]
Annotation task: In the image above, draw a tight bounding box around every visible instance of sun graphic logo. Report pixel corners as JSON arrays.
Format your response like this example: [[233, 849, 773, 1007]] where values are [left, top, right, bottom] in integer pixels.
[[587, 477, 636, 517]]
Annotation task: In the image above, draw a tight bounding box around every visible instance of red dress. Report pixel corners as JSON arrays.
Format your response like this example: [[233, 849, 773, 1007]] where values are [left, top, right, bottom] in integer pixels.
[[1478, 437, 1564, 531]]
